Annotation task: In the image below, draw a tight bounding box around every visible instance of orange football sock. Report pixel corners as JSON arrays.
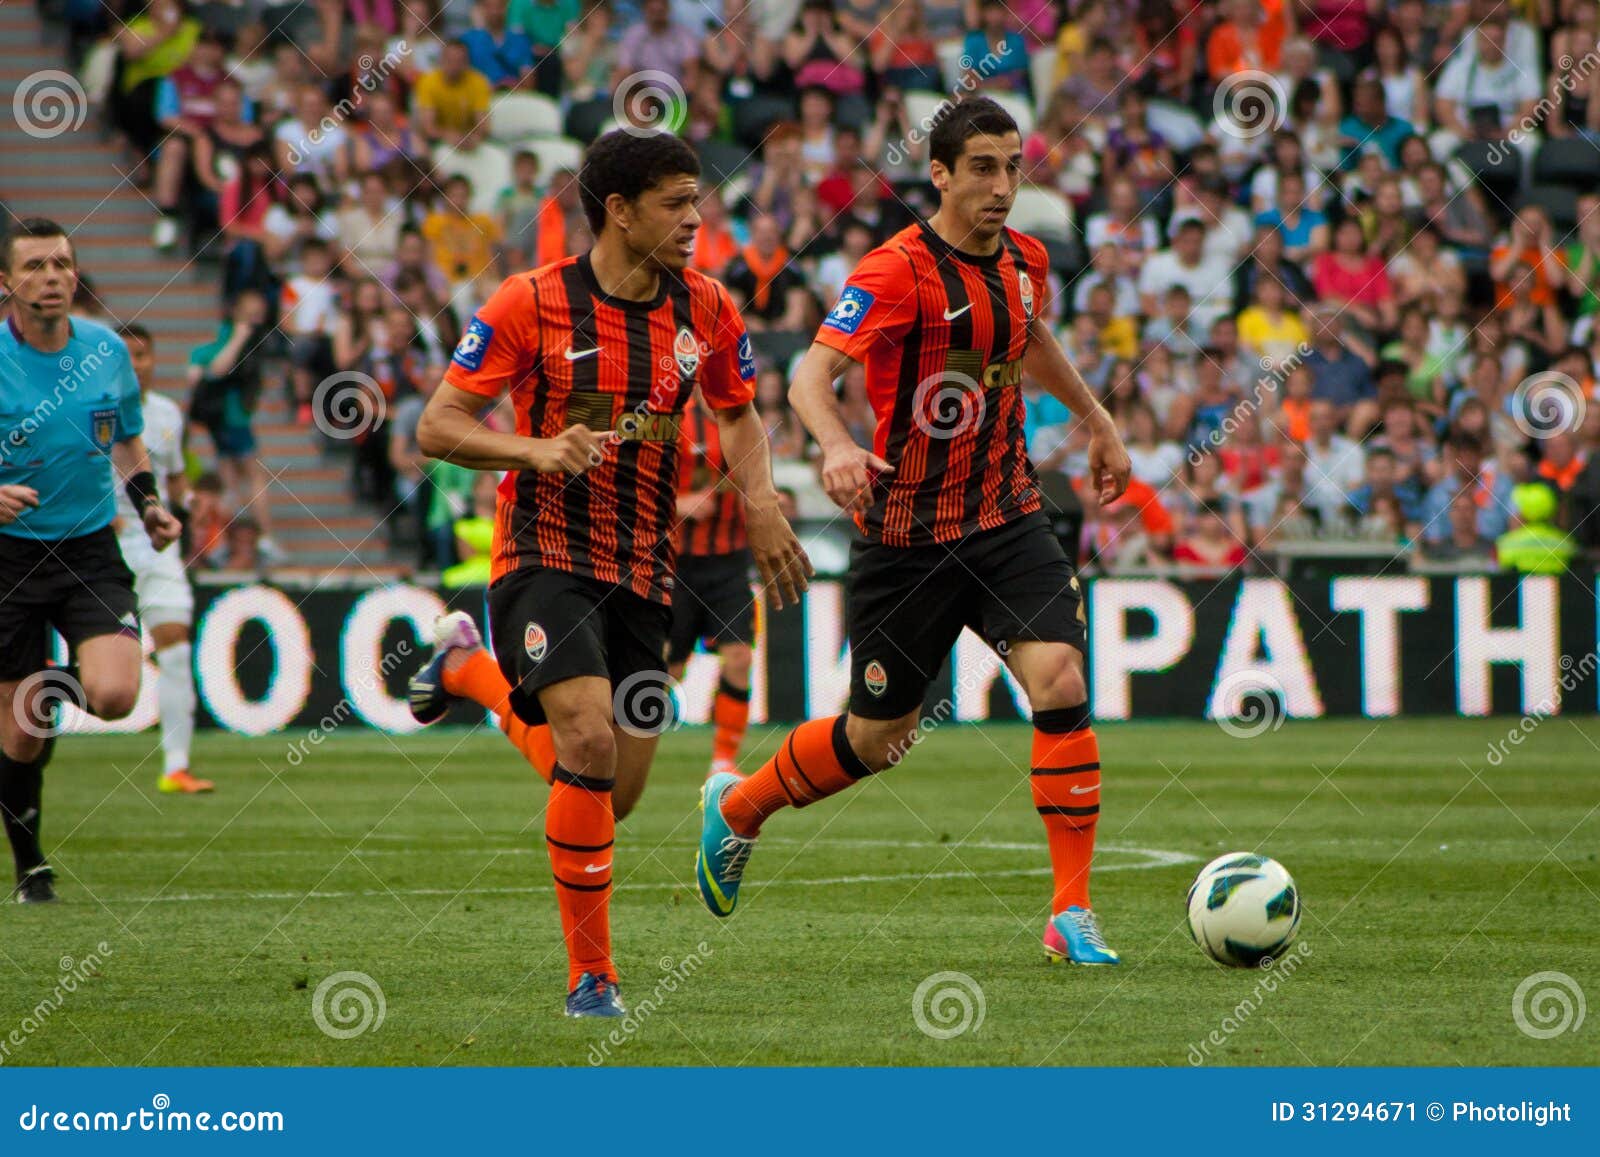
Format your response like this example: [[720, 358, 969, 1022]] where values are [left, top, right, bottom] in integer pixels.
[[711, 676, 750, 766], [720, 715, 873, 837], [545, 765, 616, 990], [441, 648, 555, 784], [1031, 703, 1100, 913]]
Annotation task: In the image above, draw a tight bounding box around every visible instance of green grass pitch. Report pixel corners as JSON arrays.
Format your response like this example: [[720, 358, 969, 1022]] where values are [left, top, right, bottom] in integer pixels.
[[3, 717, 1597, 1066]]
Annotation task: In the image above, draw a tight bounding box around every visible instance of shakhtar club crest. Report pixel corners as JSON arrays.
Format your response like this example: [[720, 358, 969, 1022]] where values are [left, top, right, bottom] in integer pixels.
[[864, 660, 888, 696], [524, 622, 548, 662], [1018, 270, 1034, 319], [674, 325, 700, 378]]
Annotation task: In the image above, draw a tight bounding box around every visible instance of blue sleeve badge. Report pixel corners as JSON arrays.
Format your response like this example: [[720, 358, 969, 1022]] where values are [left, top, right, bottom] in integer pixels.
[[822, 286, 875, 336], [736, 331, 756, 381], [452, 316, 494, 371]]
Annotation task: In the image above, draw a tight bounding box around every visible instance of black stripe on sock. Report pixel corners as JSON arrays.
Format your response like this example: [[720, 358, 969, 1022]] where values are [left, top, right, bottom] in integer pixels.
[[1034, 703, 1091, 734], [1030, 762, 1100, 776], [783, 731, 820, 795], [717, 677, 751, 704], [545, 836, 615, 853], [1036, 804, 1100, 817], [831, 714, 876, 780], [553, 874, 611, 892], [551, 763, 614, 791]]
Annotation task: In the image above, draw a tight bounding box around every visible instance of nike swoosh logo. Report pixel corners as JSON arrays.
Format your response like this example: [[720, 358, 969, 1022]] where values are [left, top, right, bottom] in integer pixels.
[[582, 862, 611, 874], [564, 346, 601, 361], [942, 304, 973, 321], [1070, 782, 1100, 795]]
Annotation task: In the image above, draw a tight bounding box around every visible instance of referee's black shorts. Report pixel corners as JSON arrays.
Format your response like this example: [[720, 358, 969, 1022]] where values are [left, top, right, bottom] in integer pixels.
[[845, 511, 1086, 720], [0, 526, 141, 682]]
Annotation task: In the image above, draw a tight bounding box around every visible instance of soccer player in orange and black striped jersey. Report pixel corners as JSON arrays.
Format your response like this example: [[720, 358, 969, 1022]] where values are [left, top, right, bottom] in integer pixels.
[[695, 98, 1138, 967], [667, 390, 757, 778], [405, 130, 811, 1018]]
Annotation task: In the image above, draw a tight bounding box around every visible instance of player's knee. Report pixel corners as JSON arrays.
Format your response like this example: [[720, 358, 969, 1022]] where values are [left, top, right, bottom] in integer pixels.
[[720, 644, 753, 683], [1029, 663, 1087, 712], [87, 682, 139, 721], [844, 715, 916, 773], [551, 717, 616, 778]]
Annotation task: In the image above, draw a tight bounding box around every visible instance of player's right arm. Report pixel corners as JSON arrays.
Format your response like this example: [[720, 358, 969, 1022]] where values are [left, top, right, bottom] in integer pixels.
[[790, 248, 915, 514], [416, 275, 607, 473]]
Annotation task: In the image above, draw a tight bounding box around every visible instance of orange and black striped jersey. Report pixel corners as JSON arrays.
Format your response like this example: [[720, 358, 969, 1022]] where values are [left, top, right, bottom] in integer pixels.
[[676, 399, 748, 557], [813, 220, 1049, 548], [443, 253, 757, 603]]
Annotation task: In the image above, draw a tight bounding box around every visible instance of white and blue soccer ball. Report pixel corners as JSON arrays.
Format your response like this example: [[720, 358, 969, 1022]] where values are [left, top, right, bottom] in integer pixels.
[[1185, 852, 1300, 967]]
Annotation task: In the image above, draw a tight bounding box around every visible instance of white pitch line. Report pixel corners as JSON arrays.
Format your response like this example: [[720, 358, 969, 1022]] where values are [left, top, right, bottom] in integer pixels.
[[92, 844, 1197, 905]]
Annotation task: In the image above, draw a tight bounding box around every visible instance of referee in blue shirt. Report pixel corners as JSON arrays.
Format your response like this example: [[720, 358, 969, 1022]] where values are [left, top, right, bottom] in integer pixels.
[[0, 218, 182, 904]]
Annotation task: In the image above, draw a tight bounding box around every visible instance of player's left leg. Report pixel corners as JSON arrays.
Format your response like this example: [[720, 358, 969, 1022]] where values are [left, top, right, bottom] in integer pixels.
[[975, 513, 1117, 965], [708, 642, 753, 777], [132, 547, 209, 794]]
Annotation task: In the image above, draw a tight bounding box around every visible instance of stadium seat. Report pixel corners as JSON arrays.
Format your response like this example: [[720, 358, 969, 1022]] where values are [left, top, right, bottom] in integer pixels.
[[565, 96, 613, 144], [731, 93, 798, 149], [516, 135, 584, 179], [1147, 99, 1207, 151], [696, 139, 752, 186], [903, 90, 951, 138], [1006, 184, 1074, 242], [431, 142, 513, 216], [987, 90, 1035, 137], [1533, 137, 1600, 188], [1453, 140, 1522, 183], [936, 38, 967, 91], [1525, 183, 1580, 234], [1030, 50, 1058, 116], [488, 92, 562, 142]]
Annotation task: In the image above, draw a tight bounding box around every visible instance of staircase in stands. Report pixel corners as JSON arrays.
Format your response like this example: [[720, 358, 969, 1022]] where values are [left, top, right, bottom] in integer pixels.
[[0, 1, 400, 576]]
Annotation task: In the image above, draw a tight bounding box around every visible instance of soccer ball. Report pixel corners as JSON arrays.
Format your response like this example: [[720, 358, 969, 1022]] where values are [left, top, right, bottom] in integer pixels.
[[1185, 852, 1300, 967]]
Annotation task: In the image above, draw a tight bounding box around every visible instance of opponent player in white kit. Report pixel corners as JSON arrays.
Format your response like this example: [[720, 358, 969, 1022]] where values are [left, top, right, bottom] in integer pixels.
[[115, 325, 211, 794]]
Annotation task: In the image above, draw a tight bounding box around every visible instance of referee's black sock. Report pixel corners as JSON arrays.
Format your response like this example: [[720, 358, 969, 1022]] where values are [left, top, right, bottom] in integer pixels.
[[0, 749, 48, 878]]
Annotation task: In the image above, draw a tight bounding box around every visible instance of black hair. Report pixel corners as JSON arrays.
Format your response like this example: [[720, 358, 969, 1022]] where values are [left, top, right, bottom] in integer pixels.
[[2, 217, 73, 272], [578, 128, 702, 236], [928, 96, 1020, 171], [117, 323, 153, 345]]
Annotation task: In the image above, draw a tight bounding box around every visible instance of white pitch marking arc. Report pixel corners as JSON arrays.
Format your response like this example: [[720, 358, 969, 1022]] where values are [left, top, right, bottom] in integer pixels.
[[95, 842, 1196, 904]]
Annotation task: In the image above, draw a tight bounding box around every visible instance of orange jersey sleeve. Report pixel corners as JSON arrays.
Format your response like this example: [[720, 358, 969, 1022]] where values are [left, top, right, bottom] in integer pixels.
[[812, 245, 918, 363], [443, 274, 540, 399], [701, 280, 758, 410]]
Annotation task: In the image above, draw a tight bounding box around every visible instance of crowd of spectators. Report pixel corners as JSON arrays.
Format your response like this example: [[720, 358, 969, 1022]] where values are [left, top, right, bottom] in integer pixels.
[[46, 0, 1600, 576]]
